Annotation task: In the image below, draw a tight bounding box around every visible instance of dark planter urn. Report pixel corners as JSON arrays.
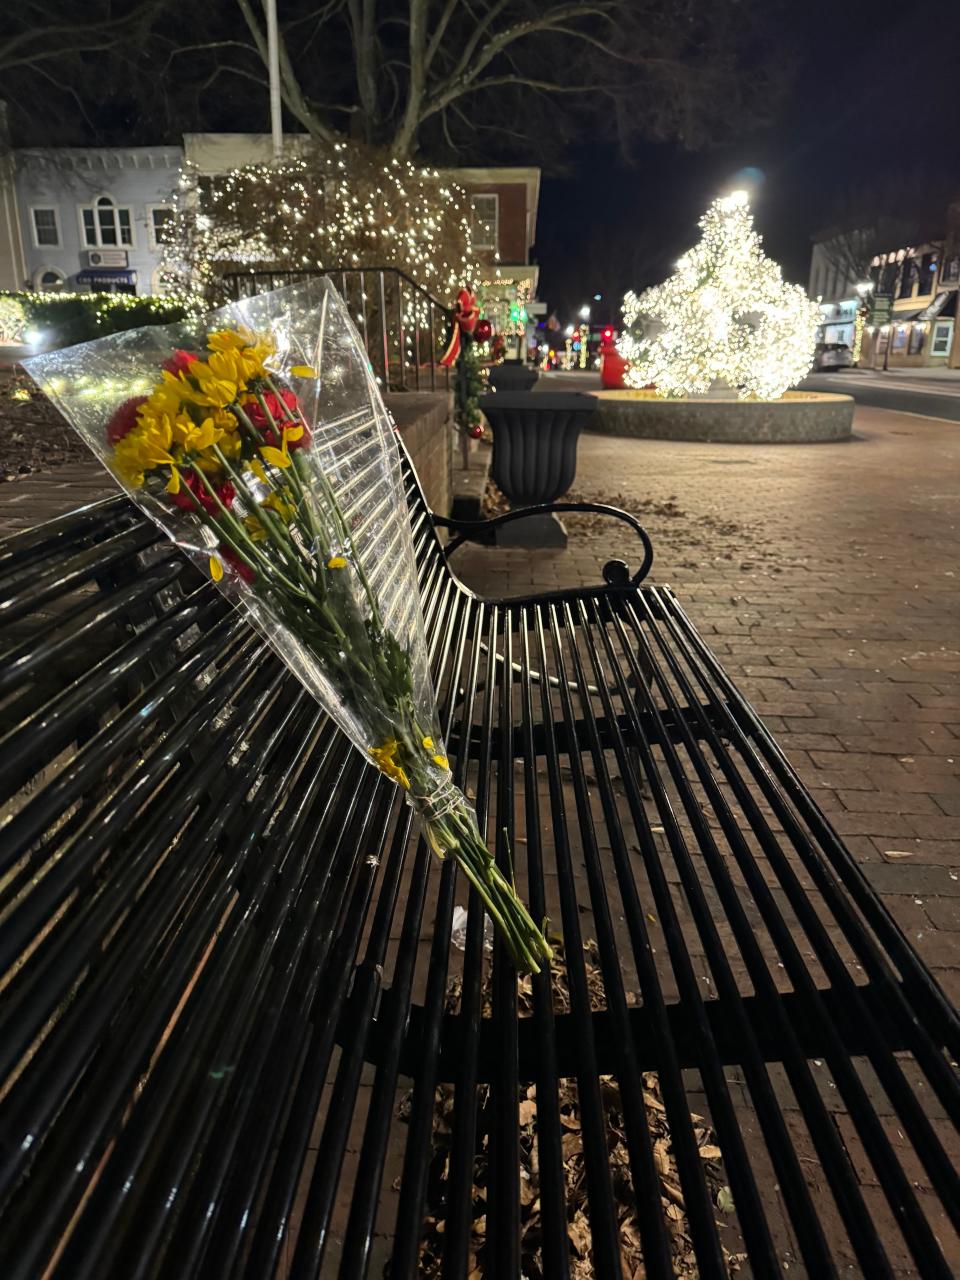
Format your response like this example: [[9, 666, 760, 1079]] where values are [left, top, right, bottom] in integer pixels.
[[487, 359, 539, 392], [478, 391, 598, 547]]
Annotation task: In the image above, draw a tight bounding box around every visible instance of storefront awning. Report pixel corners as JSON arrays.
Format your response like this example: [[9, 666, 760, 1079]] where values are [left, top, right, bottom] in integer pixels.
[[76, 269, 137, 287], [917, 291, 955, 320], [890, 292, 955, 325]]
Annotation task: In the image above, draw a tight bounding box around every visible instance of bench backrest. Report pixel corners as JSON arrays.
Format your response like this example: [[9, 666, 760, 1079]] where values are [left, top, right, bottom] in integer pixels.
[[0, 447, 456, 1273]]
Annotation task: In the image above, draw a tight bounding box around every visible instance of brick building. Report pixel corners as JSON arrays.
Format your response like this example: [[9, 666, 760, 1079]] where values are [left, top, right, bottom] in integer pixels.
[[447, 166, 541, 355]]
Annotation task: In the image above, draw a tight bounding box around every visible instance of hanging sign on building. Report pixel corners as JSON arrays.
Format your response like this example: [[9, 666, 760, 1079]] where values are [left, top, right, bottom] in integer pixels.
[[870, 294, 892, 325]]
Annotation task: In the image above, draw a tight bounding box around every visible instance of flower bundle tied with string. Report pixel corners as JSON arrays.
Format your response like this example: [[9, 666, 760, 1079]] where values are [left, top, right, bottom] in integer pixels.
[[27, 281, 552, 974]]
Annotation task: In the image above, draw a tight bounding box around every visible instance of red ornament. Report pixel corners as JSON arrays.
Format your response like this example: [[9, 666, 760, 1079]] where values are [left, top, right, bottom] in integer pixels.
[[468, 424, 484, 439], [474, 317, 492, 343]]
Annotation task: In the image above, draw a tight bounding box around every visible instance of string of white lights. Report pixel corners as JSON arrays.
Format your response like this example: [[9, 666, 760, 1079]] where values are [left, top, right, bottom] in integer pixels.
[[619, 192, 820, 401], [162, 146, 480, 306]]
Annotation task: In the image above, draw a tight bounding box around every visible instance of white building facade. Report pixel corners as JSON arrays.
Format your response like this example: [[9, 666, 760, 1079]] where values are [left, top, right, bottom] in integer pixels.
[[10, 146, 182, 294]]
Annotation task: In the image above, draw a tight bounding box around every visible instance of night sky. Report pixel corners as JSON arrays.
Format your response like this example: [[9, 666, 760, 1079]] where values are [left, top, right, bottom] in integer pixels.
[[534, 0, 960, 324]]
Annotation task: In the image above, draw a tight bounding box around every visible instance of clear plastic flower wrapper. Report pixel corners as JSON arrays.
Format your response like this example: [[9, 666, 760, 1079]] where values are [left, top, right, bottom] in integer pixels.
[[26, 278, 552, 973]]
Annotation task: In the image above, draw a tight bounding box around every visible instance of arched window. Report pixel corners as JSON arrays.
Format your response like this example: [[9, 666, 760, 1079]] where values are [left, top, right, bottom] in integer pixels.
[[80, 194, 134, 248], [34, 267, 65, 291]]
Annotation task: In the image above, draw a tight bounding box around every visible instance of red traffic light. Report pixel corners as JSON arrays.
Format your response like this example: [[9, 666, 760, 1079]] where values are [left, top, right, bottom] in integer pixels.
[[602, 327, 614, 341]]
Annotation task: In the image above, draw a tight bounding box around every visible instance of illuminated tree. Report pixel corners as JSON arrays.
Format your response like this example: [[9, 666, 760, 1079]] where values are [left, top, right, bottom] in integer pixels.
[[163, 143, 478, 303], [619, 192, 820, 401]]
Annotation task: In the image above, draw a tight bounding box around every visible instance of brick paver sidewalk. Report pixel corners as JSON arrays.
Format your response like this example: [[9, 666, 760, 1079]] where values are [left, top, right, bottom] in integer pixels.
[[455, 405, 960, 1004]]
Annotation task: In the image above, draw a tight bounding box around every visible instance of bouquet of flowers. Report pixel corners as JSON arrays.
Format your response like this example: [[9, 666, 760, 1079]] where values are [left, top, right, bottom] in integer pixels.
[[26, 278, 551, 974]]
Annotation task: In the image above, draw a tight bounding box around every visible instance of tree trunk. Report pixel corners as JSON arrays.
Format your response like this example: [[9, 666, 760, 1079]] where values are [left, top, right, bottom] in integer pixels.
[[390, 0, 427, 158], [349, 0, 380, 143]]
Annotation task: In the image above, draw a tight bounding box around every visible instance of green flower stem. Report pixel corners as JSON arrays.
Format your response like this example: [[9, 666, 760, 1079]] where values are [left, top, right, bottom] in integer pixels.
[[188, 464, 309, 600], [392, 716, 550, 973], [210, 446, 322, 601], [241, 391, 333, 555], [249, 395, 385, 647], [290, 450, 330, 572], [169, 476, 260, 581], [253, 390, 343, 573]]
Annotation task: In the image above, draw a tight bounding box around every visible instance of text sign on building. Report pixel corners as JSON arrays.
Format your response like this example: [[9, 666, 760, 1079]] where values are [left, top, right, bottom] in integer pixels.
[[870, 295, 892, 325]]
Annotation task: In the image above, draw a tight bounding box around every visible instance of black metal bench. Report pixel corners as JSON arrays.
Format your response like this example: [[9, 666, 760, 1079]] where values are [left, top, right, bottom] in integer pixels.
[[1, 448, 958, 1280]]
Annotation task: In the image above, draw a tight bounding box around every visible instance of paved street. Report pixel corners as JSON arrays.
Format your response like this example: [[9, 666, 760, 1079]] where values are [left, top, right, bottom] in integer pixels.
[[804, 368, 960, 422], [456, 402, 960, 1004]]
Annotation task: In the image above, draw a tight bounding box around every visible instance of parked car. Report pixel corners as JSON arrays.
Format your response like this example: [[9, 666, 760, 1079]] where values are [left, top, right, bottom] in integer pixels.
[[812, 342, 853, 371]]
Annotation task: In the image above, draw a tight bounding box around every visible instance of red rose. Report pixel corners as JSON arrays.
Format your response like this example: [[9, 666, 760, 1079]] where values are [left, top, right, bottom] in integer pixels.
[[169, 472, 235, 515], [106, 395, 148, 445], [220, 544, 256, 583], [246, 389, 309, 449], [162, 349, 199, 375]]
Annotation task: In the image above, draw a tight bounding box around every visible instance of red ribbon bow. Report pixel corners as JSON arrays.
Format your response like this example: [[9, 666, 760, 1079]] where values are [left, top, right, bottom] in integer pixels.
[[440, 287, 479, 367]]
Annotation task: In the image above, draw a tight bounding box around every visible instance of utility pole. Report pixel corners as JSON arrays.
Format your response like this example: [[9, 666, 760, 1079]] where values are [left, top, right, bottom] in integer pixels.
[[265, 0, 283, 161]]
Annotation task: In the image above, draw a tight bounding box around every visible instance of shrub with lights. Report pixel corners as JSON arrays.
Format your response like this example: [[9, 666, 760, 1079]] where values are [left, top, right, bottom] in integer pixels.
[[0, 291, 203, 350], [619, 192, 820, 401], [163, 143, 478, 306]]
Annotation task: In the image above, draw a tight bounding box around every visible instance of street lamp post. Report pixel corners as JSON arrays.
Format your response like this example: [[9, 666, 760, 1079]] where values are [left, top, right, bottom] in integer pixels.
[[265, 0, 283, 161]]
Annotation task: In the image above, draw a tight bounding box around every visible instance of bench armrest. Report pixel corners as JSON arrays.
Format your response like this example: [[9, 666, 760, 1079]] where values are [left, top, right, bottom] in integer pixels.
[[432, 501, 654, 588]]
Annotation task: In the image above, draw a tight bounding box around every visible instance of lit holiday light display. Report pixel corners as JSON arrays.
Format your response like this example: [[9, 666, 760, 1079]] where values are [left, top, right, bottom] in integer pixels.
[[162, 145, 479, 305], [619, 192, 820, 401]]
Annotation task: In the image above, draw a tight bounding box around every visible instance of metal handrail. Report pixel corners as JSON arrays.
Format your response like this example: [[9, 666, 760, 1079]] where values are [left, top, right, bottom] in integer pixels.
[[220, 266, 453, 394]]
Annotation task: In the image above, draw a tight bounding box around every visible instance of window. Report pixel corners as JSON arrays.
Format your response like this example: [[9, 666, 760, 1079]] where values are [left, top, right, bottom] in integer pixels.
[[31, 207, 60, 248], [35, 268, 65, 291], [941, 255, 960, 286], [907, 325, 924, 355], [931, 319, 954, 357], [80, 195, 134, 248], [898, 261, 917, 298], [148, 205, 174, 248], [891, 324, 909, 351], [919, 252, 938, 293], [470, 194, 499, 251]]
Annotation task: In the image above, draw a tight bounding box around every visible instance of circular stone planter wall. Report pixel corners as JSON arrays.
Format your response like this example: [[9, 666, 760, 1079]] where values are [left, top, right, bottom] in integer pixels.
[[591, 390, 853, 443]]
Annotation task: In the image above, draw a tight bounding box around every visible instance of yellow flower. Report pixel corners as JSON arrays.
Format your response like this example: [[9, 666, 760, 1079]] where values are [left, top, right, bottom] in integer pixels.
[[151, 378, 187, 417], [113, 415, 182, 491], [259, 445, 291, 469], [326, 555, 348, 570], [262, 491, 295, 521], [171, 413, 222, 455], [432, 754, 450, 770], [181, 358, 238, 409], [219, 431, 243, 460], [208, 327, 275, 381], [243, 513, 269, 541], [291, 364, 317, 378], [238, 338, 276, 381], [209, 555, 224, 582], [369, 739, 410, 790], [212, 408, 238, 433], [421, 736, 435, 750], [208, 326, 255, 352], [249, 458, 269, 484]]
